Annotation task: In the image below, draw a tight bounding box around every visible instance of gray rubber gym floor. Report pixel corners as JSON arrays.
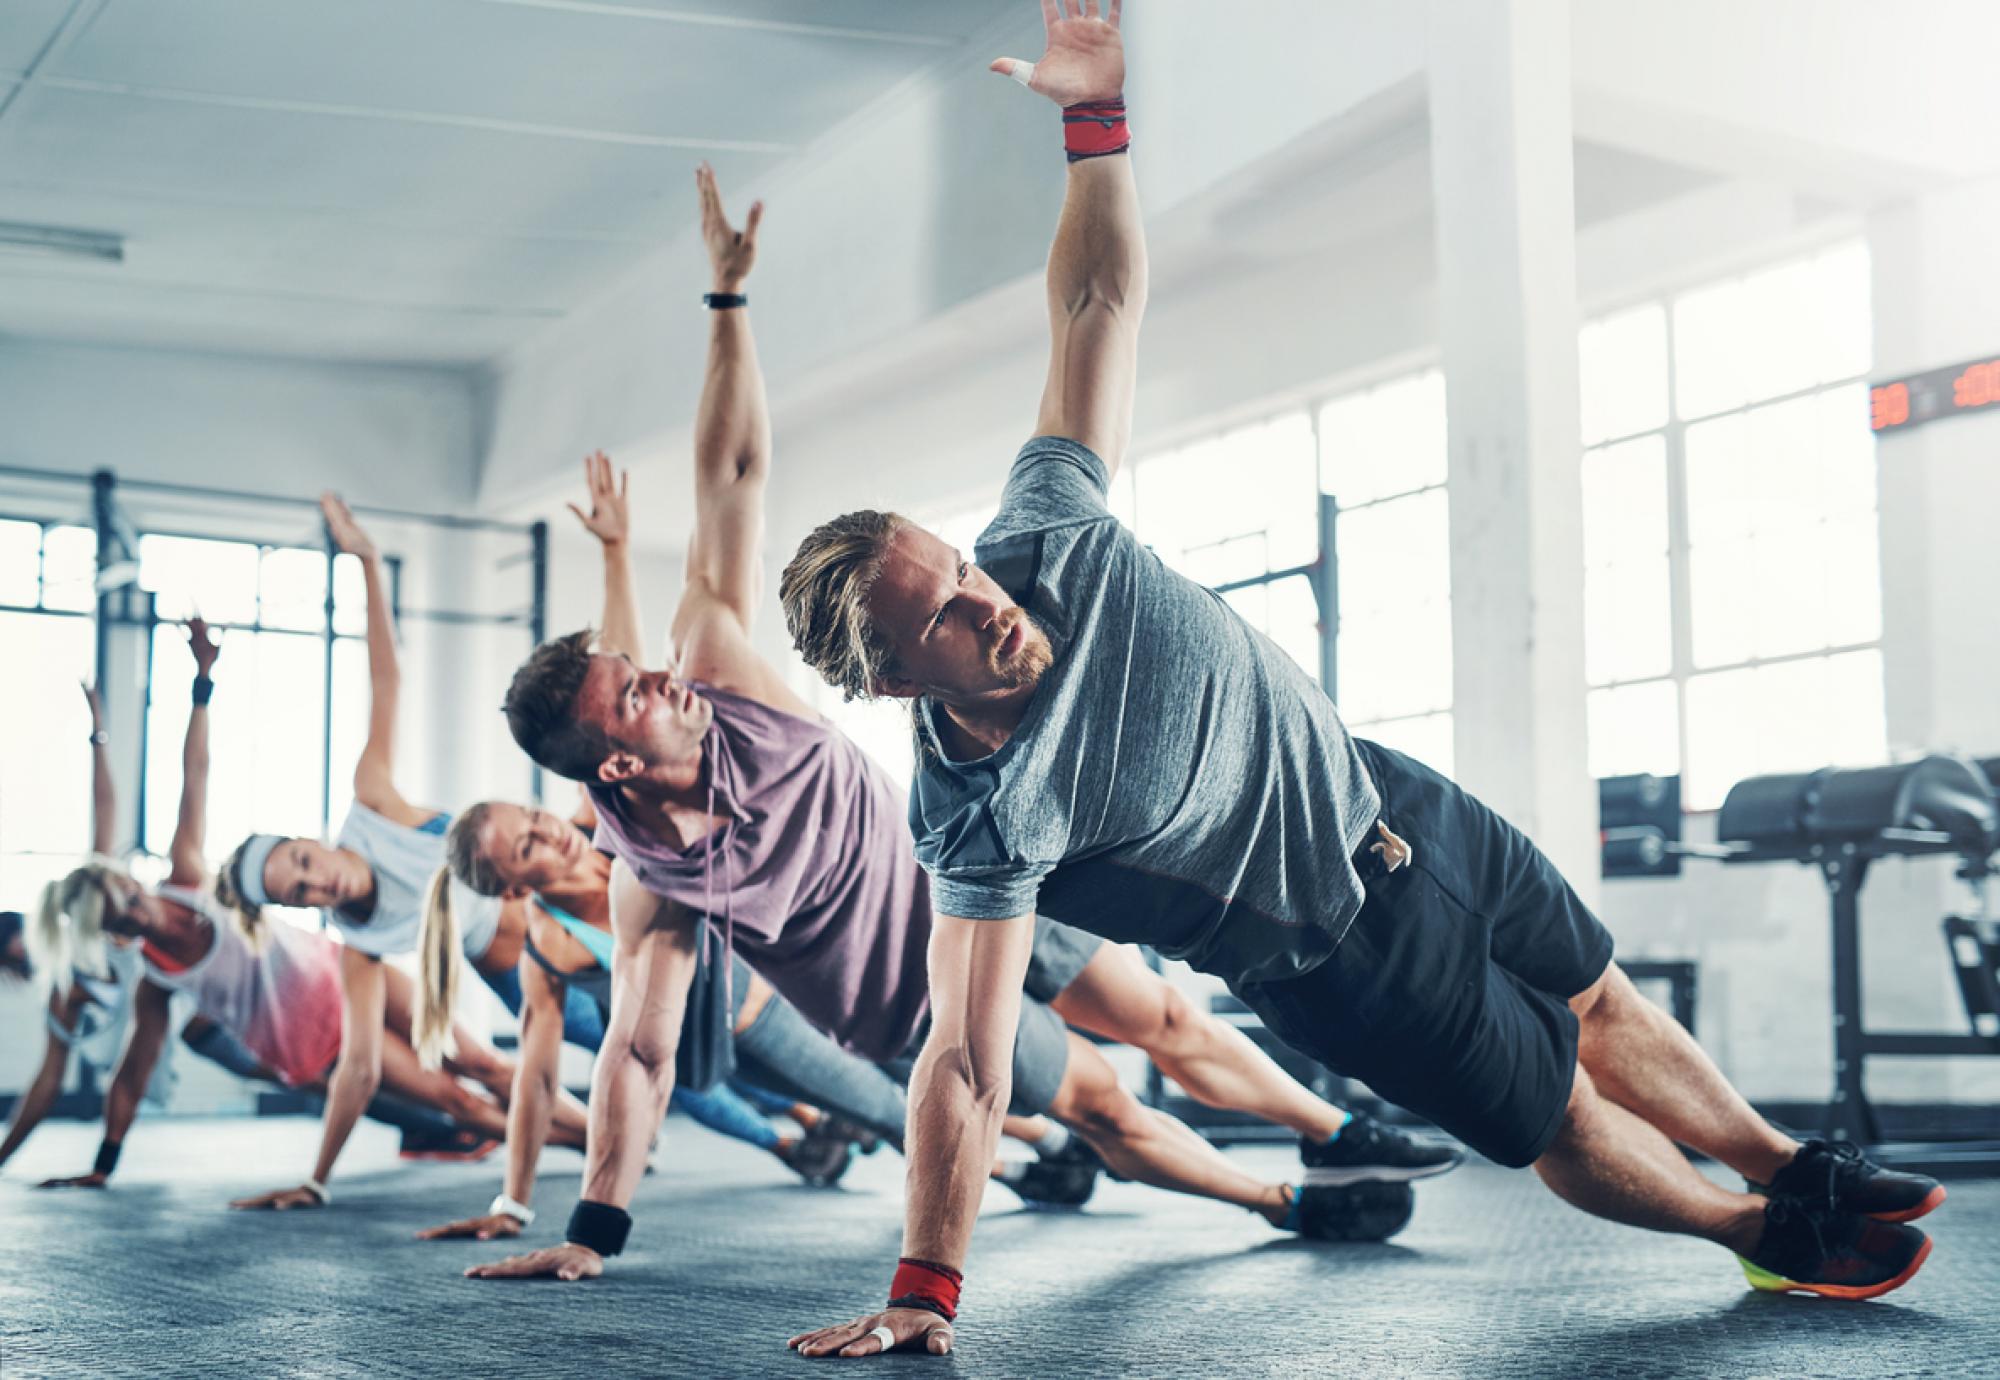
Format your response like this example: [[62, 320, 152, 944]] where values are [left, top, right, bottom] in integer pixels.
[[3, 1116, 1991, 1379]]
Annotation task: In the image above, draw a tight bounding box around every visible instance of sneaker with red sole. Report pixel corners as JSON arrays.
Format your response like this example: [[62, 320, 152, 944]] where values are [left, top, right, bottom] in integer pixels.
[[1738, 1197, 1932, 1301], [1752, 1139, 1945, 1223], [398, 1126, 500, 1162]]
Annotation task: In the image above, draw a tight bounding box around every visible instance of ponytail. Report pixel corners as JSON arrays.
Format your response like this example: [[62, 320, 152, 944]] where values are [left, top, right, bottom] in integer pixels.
[[33, 856, 122, 990], [414, 866, 460, 1069]]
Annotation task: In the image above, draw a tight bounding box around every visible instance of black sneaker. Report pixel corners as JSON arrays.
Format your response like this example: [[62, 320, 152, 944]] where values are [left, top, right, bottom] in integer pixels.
[[1282, 1181, 1415, 1243], [1300, 1112, 1464, 1186], [397, 1125, 500, 1162], [1738, 1197, 1931, 1300], [823, 1114, 884, 1156], [781, 1123, 856, 1187], [1753, 1139, 1945, 1223], [1004, 1158, 1100, 1208]]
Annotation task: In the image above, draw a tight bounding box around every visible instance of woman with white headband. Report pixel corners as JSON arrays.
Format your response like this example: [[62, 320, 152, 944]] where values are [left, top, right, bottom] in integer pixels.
[[220, 496, 590, 1211], [29, 620, 540, 1198]]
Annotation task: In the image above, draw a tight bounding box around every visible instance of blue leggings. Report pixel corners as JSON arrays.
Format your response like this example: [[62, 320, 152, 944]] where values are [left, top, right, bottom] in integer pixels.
[[477, 965, 787, 1152]]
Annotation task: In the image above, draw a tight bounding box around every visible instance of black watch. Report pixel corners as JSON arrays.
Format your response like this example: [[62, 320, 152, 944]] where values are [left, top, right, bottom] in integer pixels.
[[702, 291, 748, 310]]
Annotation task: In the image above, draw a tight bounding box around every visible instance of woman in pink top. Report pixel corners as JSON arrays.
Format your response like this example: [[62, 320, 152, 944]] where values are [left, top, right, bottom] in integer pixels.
[[33, 620, 558, 1199]]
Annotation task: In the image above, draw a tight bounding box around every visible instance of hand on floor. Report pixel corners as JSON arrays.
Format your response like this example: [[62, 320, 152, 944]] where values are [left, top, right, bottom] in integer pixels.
[[789, 1306, 954, 1359], [463, 1243, 602, 1282], [229, 1185, 324, 1211], [416, 1212, 522, 1243], [36, 1172, 109, 1190]]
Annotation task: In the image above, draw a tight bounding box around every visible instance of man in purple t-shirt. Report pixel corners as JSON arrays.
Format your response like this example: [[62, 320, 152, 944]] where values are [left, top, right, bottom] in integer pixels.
[[465, 162, 1454, 1289]]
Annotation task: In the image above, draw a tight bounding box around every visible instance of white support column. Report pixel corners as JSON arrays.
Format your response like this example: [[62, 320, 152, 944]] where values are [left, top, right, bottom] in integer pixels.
[[1427, 0, 1597, 901]]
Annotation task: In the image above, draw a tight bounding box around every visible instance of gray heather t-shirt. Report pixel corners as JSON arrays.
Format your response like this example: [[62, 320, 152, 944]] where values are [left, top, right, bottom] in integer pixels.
[[908, 437, 1380, 987]]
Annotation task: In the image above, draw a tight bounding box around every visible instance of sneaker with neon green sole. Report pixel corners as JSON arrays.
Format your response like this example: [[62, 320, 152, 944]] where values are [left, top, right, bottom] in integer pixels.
[[1738, 1197, 1931, 1300]]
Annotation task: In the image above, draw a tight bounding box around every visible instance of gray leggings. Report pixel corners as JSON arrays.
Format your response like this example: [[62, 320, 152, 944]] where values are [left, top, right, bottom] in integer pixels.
[[733, 995, 909, 1149]]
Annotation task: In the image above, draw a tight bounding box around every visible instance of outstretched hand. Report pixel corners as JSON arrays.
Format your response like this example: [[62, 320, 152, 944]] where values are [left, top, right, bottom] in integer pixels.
[[991, 0, 1124, 107], [565, 451, 630, 549], [318, 493, 378, 563], [187, 616, 221, 677], [697, 161, 762, 293], [789, 1306, 955, 1360]]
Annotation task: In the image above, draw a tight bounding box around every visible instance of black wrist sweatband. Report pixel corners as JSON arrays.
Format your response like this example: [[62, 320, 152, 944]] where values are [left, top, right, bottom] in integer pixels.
[[565, 1199, 632, 1257], [191, 676, 215, 707], [702, 291, 747, 310], [94, 1138, 122, 1178], [888, 1295, 953, 1321]]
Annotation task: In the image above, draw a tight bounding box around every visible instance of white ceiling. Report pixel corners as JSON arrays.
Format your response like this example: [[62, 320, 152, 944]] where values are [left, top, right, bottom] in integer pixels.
[[0, 0, 1009, 365]]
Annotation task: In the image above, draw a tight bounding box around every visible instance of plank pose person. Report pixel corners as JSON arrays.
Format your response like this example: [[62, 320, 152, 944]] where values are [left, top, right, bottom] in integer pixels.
[[779, 0, 1940, 1358], [220, 497, 591, 1211], [27, 623, 509, 1196], [473, 159, 1454, 1284]]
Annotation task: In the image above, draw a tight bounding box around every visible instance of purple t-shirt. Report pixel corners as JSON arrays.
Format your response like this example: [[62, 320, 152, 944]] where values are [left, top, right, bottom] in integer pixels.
[[590, 682, 932, 1061]]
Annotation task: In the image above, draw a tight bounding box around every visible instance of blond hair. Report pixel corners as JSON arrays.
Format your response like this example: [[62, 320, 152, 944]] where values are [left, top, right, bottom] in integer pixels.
[[779, 510, 908, 701], [33, 856, 126, 991], [214, 836, 274, 944], [413, 805, 509, 1069]]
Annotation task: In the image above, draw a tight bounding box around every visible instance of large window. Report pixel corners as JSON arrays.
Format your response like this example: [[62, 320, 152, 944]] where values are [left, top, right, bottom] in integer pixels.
[[1579, 241, 1881, 807], [139, 535, 371, 859], [1319, 370, 1454, 774], [0, 521, 105, 910]]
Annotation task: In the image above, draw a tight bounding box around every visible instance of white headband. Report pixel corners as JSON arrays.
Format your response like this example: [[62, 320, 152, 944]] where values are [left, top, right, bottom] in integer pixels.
[[234, 834, 286, 908]]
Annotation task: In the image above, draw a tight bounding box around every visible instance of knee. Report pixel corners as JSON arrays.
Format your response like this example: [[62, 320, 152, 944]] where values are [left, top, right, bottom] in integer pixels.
[[1056, 1076, 1146, 1145], [440, 1081, 493, 1124]]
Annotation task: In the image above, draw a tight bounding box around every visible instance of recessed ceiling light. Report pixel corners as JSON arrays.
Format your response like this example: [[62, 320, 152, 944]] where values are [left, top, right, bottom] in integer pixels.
[[0, 221, 124, 264]]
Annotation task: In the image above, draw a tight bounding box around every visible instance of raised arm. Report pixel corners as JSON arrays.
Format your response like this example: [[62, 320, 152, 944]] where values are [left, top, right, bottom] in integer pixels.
[[231, 945, 385, 1211], [167, 619, 220, 886], [679, 163, 771, 634], [467, 860, 700, 1282], [82, 683, 115, 857], [322, 494, 425, 827], [791, 912, 1036, 1360], [566, 451, 645, 663], [1003, 1, 1146, 477]]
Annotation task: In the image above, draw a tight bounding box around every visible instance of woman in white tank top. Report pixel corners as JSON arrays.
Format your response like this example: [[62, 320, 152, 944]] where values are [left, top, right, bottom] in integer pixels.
[[32, 620, 569, 1203], [211, 498, 589, 1212]]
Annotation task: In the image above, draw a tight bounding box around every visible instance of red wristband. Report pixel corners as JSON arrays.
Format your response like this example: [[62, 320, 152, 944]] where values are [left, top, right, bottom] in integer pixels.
[[1064, 97, 1129, 162], [889, 1257, 963, 1321]]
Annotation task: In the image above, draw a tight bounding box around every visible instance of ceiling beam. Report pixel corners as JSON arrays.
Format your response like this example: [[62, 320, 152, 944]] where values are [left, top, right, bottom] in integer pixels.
[[0, 0, 107, 129], [467, 0, 960, 47]]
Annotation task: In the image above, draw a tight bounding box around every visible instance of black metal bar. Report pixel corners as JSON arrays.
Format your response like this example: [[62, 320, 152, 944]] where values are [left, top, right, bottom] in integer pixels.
[[134, 589, 156, 855], [1858, 1033, 2000, 1056], [1317, 492, 1339, 698], [0, 462, 534, 536], [1208, 562, 1317, 597], [529, 520, 549, 805], [393, 607, 534, 628], [89, 470, 118, 849], [320, 524, 337, 838], [0, 600, 89, 619], [1824, 849, 1880, 1143]]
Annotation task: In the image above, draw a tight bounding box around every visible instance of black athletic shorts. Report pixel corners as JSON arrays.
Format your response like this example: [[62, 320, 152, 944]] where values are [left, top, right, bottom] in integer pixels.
[[1023, 916, 1105, 1004], [1234, 738, 1615, 1168]]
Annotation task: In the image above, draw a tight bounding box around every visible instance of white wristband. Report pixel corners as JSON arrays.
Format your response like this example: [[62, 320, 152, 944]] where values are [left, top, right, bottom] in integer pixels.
[[301, 1177, 329, 1205], [491, 1192, 536, 1225]]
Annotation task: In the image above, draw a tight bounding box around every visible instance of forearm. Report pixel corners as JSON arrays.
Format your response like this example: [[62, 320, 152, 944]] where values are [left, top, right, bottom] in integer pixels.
[[693, 308, 770, 490], [176, 704, 210, 854], [578, 1043, 673, 1209], [597, 542, 645, 663], [89, 737, 115, 856], [310, 1055, 380, 1183], [0, 1054, 69, 1165], [899, 1043, 1010, 1268], [358, 554, 399, 699], [1047, 155, 1146, 321], [502, 1025, 562, 1206], [102, 1068, 149, 1146]]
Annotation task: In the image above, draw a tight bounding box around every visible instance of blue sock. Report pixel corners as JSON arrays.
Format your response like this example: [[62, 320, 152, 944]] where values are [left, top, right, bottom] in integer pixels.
[[1314, 1110, 1354, 1145]]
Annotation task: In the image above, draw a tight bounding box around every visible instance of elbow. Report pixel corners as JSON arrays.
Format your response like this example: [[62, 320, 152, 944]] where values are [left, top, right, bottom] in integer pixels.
[[621, 1034, 679, 1102], [1055, 261, 1149, 323], [932, 1040, 1012, 1119], [334, 1052, 382, 1103]]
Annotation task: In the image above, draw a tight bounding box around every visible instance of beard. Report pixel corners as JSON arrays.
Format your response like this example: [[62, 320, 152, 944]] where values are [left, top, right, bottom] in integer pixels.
[[987, 608, 1054, 688]]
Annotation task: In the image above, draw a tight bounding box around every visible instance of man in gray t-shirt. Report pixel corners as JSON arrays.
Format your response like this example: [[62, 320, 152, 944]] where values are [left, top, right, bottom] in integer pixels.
[[783, 6, 1935, 1356]]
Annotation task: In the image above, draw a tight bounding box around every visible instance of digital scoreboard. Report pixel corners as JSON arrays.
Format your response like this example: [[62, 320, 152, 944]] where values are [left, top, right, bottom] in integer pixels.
[[1869, 355, 2000, 433]]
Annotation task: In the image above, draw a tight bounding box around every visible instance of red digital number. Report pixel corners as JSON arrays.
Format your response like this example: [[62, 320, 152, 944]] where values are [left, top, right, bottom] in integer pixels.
[[1871, 382, 1910, 430], [1953, 360, 2000, 410]]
